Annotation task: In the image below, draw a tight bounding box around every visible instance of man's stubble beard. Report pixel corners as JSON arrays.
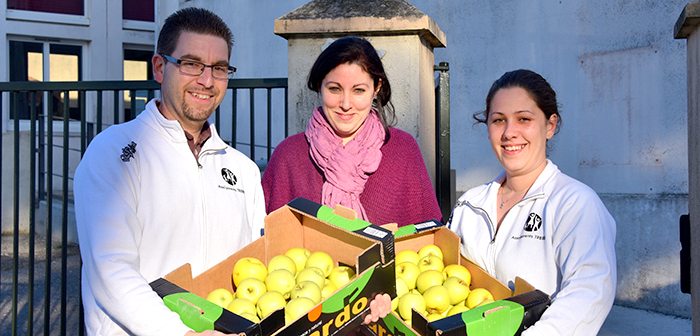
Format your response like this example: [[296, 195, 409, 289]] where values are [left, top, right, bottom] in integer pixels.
[[181, 96, 216, 123]]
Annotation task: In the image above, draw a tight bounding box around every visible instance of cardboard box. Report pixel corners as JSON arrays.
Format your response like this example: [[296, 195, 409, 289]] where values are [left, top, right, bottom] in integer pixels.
[[363, 220, 550, 336], [150, 197, 397, 336]]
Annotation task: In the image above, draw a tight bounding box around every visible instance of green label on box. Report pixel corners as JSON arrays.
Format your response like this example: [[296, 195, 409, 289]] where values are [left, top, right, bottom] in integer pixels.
[[317, 206, 372, 232], [393, 225, 417, 238], [461, 300, 523, 336], [162, 292, 222, 332]]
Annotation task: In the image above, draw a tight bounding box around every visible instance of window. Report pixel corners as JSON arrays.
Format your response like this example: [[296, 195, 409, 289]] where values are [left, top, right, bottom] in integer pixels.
[[7, 0, 83, 16], [123, 0, 154, 22], [124, 48, 154, 116], [9, 40, 82, 120]]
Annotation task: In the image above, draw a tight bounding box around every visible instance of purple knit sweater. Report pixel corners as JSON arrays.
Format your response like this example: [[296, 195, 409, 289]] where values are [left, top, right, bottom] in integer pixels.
[[262, 127, 442, 227]]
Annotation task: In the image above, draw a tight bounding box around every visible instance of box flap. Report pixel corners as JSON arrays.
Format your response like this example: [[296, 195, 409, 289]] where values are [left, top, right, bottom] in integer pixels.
[[514, 276, 536, 295], [284, 197, 395, 267], [164, 263, 194, 292]]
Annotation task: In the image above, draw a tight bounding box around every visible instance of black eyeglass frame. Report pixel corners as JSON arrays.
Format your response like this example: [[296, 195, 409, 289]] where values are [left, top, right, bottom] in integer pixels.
[[159, 53, 236, 79]]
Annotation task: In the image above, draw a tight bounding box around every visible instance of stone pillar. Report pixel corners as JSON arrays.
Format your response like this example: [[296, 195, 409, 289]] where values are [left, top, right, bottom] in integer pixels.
[[674, 3, 700, 334], [274, 0, 446, 185]]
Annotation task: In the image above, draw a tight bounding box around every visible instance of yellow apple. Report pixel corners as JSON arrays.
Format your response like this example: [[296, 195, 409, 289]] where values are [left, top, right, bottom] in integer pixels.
[[227, 298, 256, 316], [290, 280, 322, 304], [397, 292, 426, 322], [267, 254, 297, 275], [285, 247, 311, 275], [418, 255, 445, 273], [466, 288, 494, 309], [305, 251, 334, 277], [418, 244, 443, 260], [446, 304, 469, 317], [240, 312, 261, 323], [256, 291, 286, 319], [328, 266, 356, 289], [396, 261, 421, 290], [442, 264, 471, 287], [441, 305, 451, 317], [265, 269, 296, 299], [235, 277, 267, 305], [443, 276, 470, 305], [233, 257, 267, 287], [476, 299, 495, 307], [206, 288, 234, 308], [422, 285, 451, 314], [321, 280, 337, 300], [426, 313, 444, 322], [285, 297, 316, 325], [396, 249, 420, 265], [391, 296, 399, 312], [416, 269, 445, 294], [396, 277, 409, 298], [296, 266, 326, 290]]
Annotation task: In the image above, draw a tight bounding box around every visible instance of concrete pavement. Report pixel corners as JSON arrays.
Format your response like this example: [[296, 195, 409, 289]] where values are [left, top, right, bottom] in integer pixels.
[[599, 305, 691, 336]]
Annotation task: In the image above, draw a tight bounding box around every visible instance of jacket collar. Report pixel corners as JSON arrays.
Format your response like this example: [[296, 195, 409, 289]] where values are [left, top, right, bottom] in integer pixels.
[[139, 99, 228, 152], [466, 160, 558, 209]]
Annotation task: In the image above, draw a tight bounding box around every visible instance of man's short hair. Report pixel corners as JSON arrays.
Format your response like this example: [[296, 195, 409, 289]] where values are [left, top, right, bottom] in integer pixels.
[[156, 7, 234, 58]]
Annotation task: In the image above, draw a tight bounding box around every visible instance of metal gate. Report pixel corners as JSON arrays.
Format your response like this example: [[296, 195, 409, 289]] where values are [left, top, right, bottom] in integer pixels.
[[0, 78, 288, 336], [1, 66, 450, 335]]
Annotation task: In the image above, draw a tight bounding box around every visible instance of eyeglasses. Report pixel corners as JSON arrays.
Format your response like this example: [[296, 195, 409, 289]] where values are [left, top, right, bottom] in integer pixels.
[[160, 54, 236, 80]]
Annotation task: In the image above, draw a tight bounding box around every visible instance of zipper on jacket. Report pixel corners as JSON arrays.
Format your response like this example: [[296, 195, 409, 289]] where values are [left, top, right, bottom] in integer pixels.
[[198, 159, 207, 267], [466, 202, 498, 243], [466, 201, 499, 275]]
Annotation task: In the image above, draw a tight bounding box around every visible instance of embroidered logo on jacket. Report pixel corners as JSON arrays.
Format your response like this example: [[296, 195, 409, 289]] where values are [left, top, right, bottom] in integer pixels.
[[221, 168, 237, 186], [120, 141, 137, 162], [511, 212, 545, 241], [218, 168, 245, 194], [524, 213, 543, 232]]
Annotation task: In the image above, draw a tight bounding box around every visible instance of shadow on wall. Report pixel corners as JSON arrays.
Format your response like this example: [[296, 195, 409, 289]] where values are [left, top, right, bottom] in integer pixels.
[[600, 193, 690, 318]]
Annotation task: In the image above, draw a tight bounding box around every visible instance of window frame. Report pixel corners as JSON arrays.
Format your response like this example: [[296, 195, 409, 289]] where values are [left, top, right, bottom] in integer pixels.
[[5, 36, 87, 132], [6, 0, 89, 27]]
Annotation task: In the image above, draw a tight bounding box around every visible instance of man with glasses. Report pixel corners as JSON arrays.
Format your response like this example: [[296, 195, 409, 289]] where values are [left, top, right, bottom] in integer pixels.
[[74, 7, 264, 336]]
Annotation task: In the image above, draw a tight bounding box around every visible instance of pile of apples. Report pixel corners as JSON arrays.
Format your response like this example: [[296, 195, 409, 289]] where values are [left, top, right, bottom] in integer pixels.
[[206, 248, 356, 325], [394, 245, 495, 323]]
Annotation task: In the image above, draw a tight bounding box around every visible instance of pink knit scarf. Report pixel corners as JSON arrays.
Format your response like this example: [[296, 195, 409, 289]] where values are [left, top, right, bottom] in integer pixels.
[[305, 106, 385, 220]]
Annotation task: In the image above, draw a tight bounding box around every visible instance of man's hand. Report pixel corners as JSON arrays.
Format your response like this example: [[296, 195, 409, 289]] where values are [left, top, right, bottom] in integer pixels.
[[362, 293, 392, 325]]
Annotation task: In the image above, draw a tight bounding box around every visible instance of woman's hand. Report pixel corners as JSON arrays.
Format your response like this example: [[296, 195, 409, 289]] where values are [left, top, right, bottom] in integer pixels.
[[362, 293, 392, 325]]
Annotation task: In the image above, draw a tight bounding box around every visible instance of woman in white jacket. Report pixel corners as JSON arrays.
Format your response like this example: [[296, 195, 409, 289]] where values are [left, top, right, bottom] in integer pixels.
[[448, 69, 616, 335]]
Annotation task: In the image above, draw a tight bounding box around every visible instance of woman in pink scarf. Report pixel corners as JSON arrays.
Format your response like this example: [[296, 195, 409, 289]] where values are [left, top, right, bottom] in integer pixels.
[[262, 37, 441, 228]]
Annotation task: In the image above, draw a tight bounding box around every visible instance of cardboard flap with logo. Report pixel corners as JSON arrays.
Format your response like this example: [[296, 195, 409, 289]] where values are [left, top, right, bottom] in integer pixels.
[[363, 220, 550, 336], [150, 197, 397, 336]]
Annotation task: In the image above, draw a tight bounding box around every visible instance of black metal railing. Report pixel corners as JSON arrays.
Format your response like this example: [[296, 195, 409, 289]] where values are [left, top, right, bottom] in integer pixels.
[[0, 78, 287, 336], [435, 62, 452, 222], [0, 68, 451, 335]]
